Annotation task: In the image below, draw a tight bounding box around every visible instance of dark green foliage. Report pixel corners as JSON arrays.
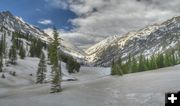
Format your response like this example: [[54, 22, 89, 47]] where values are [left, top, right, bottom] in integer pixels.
[[49, 27, 59, 66], [127, 54, 132, 73], [19, 45, 26, 59], [29, 39, 44, 58], [132, 57, 138, 73], [149, 55, 157, 70], [111, 57, 123, 76], [66, 56, 80, 73], [75, 63, 80, 72], [59, 51, 81, 73], [111, 58, 116, 75], [29, 43, 35, 57], [138, 54, 147, 72], [1, 73, 5, 78], [0, 55, 3, 72], [111, 48, 180, 76], [156, 54, 164, 68], [9, 38, 17, 65], [50, 27, 62, 93], [1, 34, 6, 55], [50, 65, 61, 93], [12, 71, 16, 76], [36, 52, 47, 84], [66, 56, 75, 73], [12, 32, 46, 58], [0, 38, 3, 72], [0, 33, 7, 72], [9, 71, 16, 76]]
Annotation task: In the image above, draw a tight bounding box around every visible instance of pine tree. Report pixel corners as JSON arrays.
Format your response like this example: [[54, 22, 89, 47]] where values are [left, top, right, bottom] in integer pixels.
[[149, 54, 157, 70], [0, 38, 3, 72], [111, 58, 116, 75], [2, 34, 8, 66], [132, 57, 138, 73], [156, 54, 164, 68], [51, 64, 61, 92], [0, 55, 3, 72], [9, 39, 17, 65], [66, 56, 76, 73], [1, 34, 6, 55], [138, 54, 146, 71], [19, 45, 26, 59], [50, 27, 62, 93], [29, 42, 35, 57], [117, 57, 124, 75], [164, 52, 171, 67], [36, 52, 47, 84], [1, 73, 5, 78], [74, 62, 80, 72], [127, 54, 132, 73], [171, 50, 177, 65]]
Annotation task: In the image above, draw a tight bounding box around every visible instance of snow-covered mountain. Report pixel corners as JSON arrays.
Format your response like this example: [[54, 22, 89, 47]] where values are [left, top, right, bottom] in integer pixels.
[[0, 11, 48, 38], [86, 16, 180, 66], [0, 11, 85, 59], [3, 11, 180, 67]]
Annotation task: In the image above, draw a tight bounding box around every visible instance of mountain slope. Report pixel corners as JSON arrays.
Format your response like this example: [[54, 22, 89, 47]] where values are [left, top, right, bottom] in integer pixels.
[[1, 64, 180, 106], [86, 16, 180, 66], [0, 11, 85, 59]]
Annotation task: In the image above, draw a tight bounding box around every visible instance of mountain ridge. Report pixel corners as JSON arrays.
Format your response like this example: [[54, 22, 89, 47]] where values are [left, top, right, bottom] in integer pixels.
[[0, 11, 85, 60], [85, 15, 180, 66]]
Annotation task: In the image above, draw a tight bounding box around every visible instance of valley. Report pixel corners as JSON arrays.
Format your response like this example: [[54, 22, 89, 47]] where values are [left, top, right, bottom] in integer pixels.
[[0, 10, 180, 106], [0, 61, 180, 106]]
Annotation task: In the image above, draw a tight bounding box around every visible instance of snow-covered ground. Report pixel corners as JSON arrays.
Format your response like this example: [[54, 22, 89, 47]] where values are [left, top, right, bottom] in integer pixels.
[[0, 60, 180, 106]]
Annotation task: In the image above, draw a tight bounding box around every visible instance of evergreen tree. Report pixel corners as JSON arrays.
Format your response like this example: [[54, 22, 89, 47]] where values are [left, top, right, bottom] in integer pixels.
[[0, 55, 3, 72], [111, 57, 124, 76], [145, 58, 149, 70], [171, 50, 177, 65], [50, 27, 62, 93], [127, 54, 132, 73], [0, 38, 3, 72], [74, 62, 80, 72], [164, 52, 172, 67], [149, 54, 157, 70], [29, 42, 35, 57], [132, 57, 138, 73], [111, 45, 180, 76], [9, 40, 17, 65], [29, 39, 43, 57], [138, 54, 146, 71], [1, 34, 6, 55], [111, 58, 116, 75], [36, 52, 47, 84], [19, 45, 26, 59], [51, 65, 61, 92], [66, 56, 76, 73], [1, 73, 5, 78], [156, 54, 164, 68]]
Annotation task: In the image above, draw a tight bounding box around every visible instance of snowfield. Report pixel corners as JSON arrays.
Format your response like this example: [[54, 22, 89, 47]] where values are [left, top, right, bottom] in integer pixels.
[[0, 59, 180, 106]]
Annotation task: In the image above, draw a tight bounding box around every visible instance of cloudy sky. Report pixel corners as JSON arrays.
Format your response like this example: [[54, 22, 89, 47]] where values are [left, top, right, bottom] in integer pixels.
[[0, 0, 180, 49]]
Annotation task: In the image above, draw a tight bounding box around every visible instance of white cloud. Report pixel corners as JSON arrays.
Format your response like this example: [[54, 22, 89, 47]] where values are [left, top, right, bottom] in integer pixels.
[[45, 0, 69, 9], [45, 0, 180, 49], [43, 28, 99, 49], [44, 28, 54, 38], [38, 19, 53, 25]]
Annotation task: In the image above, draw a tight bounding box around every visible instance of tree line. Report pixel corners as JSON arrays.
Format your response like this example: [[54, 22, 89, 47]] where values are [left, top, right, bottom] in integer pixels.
[[111, 48, 180, 75], [59, 51, 80, 73], [0, 28, 81, 93]]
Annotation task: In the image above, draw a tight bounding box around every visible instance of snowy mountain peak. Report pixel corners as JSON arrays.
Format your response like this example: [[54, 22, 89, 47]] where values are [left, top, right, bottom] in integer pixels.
[[0, 11, 85, 60], [0, 11, 48, 37], [85, 15, 180, 66]]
